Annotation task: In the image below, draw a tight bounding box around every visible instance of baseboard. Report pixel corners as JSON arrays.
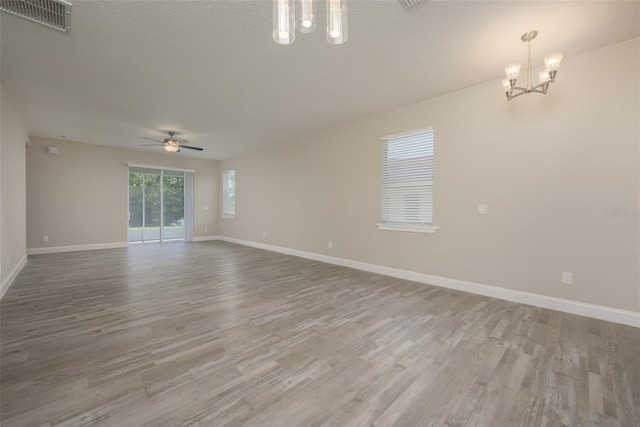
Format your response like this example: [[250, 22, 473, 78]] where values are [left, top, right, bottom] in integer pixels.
[[192, 236, 221, 242], [27, 242, 129, 256], [217, 236, 640, 328], [27, 238, 222, 253], [0, 254, 28, 299]]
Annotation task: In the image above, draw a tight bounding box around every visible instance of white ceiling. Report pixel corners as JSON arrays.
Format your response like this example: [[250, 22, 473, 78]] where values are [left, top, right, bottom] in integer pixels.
[[1, 1, 638, 160]]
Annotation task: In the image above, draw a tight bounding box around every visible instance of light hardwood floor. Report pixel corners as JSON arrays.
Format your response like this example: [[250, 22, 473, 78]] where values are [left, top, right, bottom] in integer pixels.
[[1, 242, 638, 426]]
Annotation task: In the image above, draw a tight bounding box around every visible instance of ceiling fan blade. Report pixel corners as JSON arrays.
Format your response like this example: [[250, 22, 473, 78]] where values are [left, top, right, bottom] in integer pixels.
[[178, 138, 190, 144], [142, 137, 164, 143], [140, 143, 165, 146], [180, 145, 204, 151]]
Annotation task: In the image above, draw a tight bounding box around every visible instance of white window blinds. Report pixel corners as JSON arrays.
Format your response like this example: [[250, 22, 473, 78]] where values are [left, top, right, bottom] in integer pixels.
[[222, 170, 236, 217], [381, 128, 434, 227]]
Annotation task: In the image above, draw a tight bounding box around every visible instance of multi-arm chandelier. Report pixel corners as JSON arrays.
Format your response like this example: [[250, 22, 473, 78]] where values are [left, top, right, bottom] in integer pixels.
[[502, 31, 563, 101], [273, 0, 347, 45]]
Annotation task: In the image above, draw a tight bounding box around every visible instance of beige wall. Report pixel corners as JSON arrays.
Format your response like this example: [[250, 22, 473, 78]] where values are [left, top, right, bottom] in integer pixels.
[[221, 39, 640, 312], [1, 78, 28, 291], [27, 137, 219, 249]]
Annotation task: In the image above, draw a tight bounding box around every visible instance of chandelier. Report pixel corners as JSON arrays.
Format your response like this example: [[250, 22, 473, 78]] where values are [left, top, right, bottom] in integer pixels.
[[273, 0, 347, 45], [502, 31, 563, 101]]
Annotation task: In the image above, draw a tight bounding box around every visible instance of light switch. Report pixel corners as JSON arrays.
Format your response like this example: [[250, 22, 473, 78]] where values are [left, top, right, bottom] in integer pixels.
[[479, 204, 487, 215], [204, 205, 209, 210]]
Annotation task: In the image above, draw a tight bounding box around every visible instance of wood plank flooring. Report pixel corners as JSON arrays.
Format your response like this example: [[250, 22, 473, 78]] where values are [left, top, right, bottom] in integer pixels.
[[1, 241, 638, 426]]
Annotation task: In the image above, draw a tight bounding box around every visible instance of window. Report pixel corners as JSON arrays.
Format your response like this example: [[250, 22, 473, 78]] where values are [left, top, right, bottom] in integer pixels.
[[377, 128, 438, 233], [222, 170, 236, 218]]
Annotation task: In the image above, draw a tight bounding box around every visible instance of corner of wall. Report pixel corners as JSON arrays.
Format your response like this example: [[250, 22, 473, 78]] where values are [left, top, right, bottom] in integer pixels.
[[0, 78, 29, 294]]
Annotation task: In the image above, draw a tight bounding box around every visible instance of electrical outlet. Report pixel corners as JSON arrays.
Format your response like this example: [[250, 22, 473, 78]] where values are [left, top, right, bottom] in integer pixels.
[[42, 235, 48, 242], [562, 272, 573, 284], [262, 232, 266, 239], [204, 205, 209, 210], [328, 241, 333, 248], [204, 227, 208, 233]]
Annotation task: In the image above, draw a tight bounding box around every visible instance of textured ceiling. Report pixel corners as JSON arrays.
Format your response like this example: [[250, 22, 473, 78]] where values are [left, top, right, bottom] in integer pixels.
[[1, 1, 638, 159]]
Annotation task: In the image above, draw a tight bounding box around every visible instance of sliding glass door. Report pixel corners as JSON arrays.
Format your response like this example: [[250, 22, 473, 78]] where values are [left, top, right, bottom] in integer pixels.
[[128, 166, 193, 243]]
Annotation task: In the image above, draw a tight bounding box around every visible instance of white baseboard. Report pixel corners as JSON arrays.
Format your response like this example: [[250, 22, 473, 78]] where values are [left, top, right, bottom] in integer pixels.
[[27, 238, 222, 254], [192, 236, 221, 242], [27, 242, 128, 256], [217, 236, 640, 328], [0, 254, 27, 299]]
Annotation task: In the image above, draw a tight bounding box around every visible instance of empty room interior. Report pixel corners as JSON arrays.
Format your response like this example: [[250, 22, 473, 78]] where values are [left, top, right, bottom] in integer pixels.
[[1, 1, 639, 426]]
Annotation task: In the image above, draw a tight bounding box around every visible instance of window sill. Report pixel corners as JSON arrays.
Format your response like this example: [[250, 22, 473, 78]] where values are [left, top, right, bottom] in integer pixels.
[[221, 215, 236, 219], [376, 223, 439, 234]]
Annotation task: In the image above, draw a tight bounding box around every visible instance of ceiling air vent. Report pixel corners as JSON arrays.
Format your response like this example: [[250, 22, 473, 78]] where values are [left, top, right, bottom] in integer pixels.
[[398, 0, 422, 9], [0, 0, 71, 33]]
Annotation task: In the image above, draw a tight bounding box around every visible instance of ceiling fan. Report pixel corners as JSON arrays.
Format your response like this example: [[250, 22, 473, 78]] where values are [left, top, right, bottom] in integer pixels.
[[141, 131, 203, 153]]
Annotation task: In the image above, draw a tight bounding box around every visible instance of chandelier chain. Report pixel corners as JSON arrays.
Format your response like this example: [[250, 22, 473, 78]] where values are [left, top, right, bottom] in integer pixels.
[[527, 39, 533, 91]]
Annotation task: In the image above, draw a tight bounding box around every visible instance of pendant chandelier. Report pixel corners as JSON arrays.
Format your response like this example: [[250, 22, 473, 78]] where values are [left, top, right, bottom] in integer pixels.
[[502, 31, 563, 101], [273, 0, 348, 45]]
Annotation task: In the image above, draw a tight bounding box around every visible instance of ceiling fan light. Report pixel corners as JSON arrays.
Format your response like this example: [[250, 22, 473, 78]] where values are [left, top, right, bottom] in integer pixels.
[[164, 142, 179, 153], [143, 131, 202, 152]]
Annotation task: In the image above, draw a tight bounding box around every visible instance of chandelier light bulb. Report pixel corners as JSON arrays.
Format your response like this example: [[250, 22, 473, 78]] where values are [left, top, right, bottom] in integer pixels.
[[505, 63, 521, 80], [329, 0, 341, 36], [326, 0, 347, 44], [299, 0, 316, 33], [544, 53, 563, 72], [278, 2, 288, 33], [273, 0, 295, 45], [538, 70, 550, 84], [502, 79, 512, 92]]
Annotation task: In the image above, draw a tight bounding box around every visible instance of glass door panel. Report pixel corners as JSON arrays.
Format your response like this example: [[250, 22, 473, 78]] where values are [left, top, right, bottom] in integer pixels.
[[128, 172, 144, 242], [143, 173, 161, 242], [163, 171, 185, 241]]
